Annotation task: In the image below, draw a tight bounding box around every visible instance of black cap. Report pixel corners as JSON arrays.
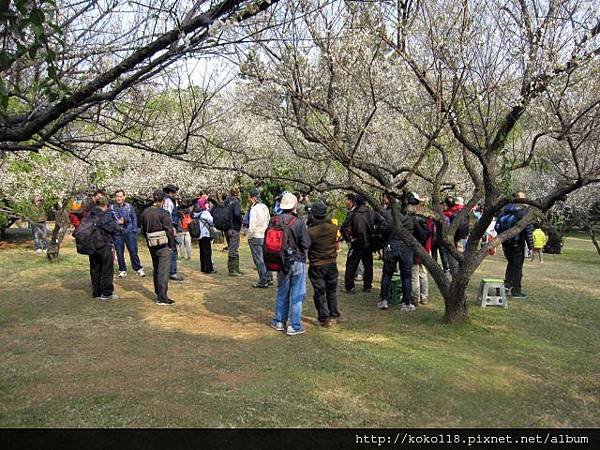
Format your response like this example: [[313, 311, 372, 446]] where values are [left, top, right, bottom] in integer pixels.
[[163, 184, 179, 194], [310, 202, 327, 218], [153, 190, 166, 202]]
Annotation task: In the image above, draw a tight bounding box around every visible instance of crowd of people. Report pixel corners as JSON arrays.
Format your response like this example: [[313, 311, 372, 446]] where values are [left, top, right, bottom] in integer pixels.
[[50, 184, 546, 335]]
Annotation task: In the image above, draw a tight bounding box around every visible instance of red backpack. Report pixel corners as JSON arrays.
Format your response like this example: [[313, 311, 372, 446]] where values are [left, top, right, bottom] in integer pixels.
[[264, 215, 297, 273], [181, 212, 192, 231]]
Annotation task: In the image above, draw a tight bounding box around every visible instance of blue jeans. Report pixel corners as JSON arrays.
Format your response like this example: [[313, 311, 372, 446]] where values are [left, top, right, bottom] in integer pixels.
[[32, 222, 48, 250], [114, 232, 143, 272], [169, 235, 181, 276], [170, 246, 178, 276], [248, 237, 271, 285], [272, 261, 307, 331]]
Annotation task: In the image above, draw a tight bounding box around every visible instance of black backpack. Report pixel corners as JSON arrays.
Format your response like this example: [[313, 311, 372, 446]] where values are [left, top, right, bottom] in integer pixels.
[[211, 203, 232, 231], [371, 212, 392, 251], [413, 217, 431, 245], [74, 216, 106, 255]]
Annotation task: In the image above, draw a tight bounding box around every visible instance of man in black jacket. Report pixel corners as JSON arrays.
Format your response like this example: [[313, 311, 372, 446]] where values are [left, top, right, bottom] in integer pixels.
[[378, 193, 415, 310], [142, 190, 177, 306], [341, 194, 374, 293], [162, 184, 183, 281], [224, 187, 244, 276], [269, 192, 312, 336], [87, 197, 120, 300]]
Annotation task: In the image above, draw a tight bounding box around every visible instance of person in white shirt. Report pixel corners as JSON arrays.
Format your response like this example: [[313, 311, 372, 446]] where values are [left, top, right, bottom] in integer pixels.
[[247, 188, 272, 288], [192, 197, 217, 274]]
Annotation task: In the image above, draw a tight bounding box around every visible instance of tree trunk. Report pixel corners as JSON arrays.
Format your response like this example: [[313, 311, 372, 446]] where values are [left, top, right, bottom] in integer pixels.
[[443, 274, 470, 324], [589, 228, 600, 258], [46, 209, 70, 261]]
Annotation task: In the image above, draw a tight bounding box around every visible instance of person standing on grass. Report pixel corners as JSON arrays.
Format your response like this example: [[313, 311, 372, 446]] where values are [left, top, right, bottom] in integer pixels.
[[378, 193, 415, 311], [192, 197, 216, 274], [307, 202, 341, 327], [86, 197, 120, 301], [162, 184, 183, 281], [246, 188, 272, 288], [141, 190, 176, 306], [495, 191, 534, 298], [177, 208, 193, 260], [270, 192, 311, 336], [31, 197, 48, 253], [341, 194, 374, 294], [223, 187, 244, 277], [111, 189, 145, 279], [531, 224, 548, 263], [409, 193, 433, 306]]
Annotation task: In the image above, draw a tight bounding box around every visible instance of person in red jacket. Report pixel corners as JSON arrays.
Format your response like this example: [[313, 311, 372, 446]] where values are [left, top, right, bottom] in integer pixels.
[[443, 196, 469, 249]]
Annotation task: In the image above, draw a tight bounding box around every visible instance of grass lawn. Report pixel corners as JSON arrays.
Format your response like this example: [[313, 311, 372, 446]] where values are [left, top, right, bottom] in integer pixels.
[[0, 230, 598, 427]]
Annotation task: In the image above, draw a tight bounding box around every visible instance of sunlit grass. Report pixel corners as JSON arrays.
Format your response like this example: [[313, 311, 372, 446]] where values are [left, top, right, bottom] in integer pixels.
[[0, 231, 598, 427]]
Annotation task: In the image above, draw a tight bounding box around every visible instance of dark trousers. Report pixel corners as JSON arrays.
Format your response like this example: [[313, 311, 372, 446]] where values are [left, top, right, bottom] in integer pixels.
[[150, 245, 172, 301], [114, 232, 143, 272], [380, 240, 413, 305], [309, 263, 340, 322], [432, 244, 449, 271], [199, 237, 214, 273], [170, 244, 178, 276], [89, 246, 114, 297], [503, 243, 526, 292], [344, 246, 373, 291]]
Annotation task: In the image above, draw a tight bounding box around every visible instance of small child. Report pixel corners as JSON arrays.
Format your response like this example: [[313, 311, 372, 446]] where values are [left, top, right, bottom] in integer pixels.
[[531, 224, 548, 263]]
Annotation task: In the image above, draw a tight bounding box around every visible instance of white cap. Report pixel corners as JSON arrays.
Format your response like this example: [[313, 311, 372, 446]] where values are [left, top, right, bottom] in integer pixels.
[[280, 192, 298, 210], [455, 196, 464, 205], [412, 192, 425, 202]]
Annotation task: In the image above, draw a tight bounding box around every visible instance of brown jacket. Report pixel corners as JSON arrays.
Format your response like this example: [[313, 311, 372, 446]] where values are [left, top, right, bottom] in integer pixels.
[[308, 219, 338, 266]]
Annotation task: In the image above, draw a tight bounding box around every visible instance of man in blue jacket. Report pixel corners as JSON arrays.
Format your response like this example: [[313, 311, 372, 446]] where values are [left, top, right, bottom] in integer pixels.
[[111, 189, 144, 278], [496, 191, 534, 298]]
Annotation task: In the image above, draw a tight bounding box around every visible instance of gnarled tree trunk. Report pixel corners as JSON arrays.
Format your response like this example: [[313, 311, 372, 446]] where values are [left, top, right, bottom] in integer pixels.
[[47, 209, 71, 262]]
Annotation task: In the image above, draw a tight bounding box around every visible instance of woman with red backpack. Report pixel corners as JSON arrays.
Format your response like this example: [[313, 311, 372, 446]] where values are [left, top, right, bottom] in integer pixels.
[[177, 207, 193, 260]]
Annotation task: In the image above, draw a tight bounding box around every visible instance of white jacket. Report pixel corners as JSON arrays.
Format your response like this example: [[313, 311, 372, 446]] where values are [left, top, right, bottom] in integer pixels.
[[192, 209, 213, 239], [247, 202, 270, 239]]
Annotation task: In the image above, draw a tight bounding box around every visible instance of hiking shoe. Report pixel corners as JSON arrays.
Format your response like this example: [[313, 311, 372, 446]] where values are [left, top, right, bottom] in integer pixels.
[[136, 268, 145, 277], [35, 249, 43, 253], [400, 303, 416, 311], [270, 321, 285, 331], [252, 283, 269, 288], [286, 326, 305, 336], [228, 272, 242, 277], [170, 274, 184, 281], [363, 288, 372, 293], [345, 287, 357, 294], [99, 294, 119, 300], [118, 271, 127, 278], [512, 291, 527, 298], [318, 319, 332, 327], [155, 298, 175, 306], [377, 300, 389, 310]]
